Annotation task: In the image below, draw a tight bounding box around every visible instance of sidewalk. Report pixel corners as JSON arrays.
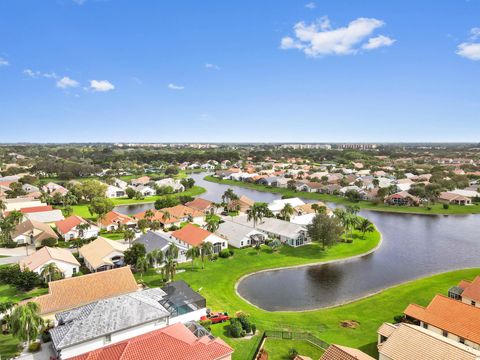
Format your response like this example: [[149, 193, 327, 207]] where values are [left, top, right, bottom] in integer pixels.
[[0, 245, 35, 257]]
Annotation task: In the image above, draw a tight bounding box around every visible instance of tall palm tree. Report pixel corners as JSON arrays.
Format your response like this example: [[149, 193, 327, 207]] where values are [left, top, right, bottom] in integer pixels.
[[40, 263, 63, 283], [205, 216, 220, 233], [222, 188, 237, 204], [136, 256, 150, 279], [344, 213, 360, 241], [146, 249, 164, 268], [166, 243, 179, 259], [0, 199, 6, 214], [280, 203, 294, 222], [9, 302, 44, 345], [124, 229, 135, 248], [162, 211, 171, 222], [246, 202, 269, 228], [357, 218, 375, 238], [200, 242, 213, 269], [311, 203, 326, 214], [76, 223, 91, 239], [144, 209, 155, 221], [162, 256, 178, 282], [186, 246, 200, 269], [150, 221, 161, 231]]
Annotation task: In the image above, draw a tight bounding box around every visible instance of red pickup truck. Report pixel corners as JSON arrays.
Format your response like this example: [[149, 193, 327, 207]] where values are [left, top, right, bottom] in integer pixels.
[[200, 312, 230, 324]]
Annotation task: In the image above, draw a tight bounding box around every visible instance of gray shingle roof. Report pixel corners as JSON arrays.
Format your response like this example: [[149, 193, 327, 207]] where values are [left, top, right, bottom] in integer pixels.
[[133, 231, 172, 253], [50, 288, 169, 350], [216, 220, 264, 243]]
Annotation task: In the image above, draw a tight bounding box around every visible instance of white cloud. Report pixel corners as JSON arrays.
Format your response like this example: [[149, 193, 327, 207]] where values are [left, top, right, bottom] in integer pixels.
[[280, 16, 394, 57], [0, 57, 9, 67], [456, 42, 480, 61], [56, 76, 79, 89], [168, 83, 185, 90], [90, 79, 115, 92], [456, 28, 480, 61], [205, 63, 220, 70], [363, 35, 396, 50], [23, 69, 58, 79], [305, 2, 316, 9]]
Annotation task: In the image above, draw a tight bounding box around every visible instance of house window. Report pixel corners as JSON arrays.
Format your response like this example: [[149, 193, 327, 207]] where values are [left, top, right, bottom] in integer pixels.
[[442, 330, 448, 337], [472, 301, 476, 306], [422, 323, 428, 329], [241, 241, 243, 247], [104, 334, 111, 344], [460, 337, 466, 344], [72, 268, 77, 274]]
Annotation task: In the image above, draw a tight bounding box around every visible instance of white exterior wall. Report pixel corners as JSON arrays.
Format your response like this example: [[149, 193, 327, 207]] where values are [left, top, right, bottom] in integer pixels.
[[84, 250, 124, 271], [169, 308, 207, 325], [461, 296, 480, 308], [33, 259, 79, 278], [378, 353, 393, 360], [63, 227, 99, 241], [59, 318, 168, 359]]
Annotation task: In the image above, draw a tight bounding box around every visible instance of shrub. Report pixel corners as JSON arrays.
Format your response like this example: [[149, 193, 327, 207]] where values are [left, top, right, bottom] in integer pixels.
[[251, 323, 256, 334], [228, 248, 234, 256], [41, 237, 57, 247], [41, 331, 51, 343], [210, 254, 219, 261], [199, 319, 212, 331], [28, 342, 41, 353], [238, 314, 252, 333], [393, 314, 405, 323], [219, 249, 231, 258], [288, 348, 298, 359], [228, 318, 243, 338], [443, 203, 450, 210]]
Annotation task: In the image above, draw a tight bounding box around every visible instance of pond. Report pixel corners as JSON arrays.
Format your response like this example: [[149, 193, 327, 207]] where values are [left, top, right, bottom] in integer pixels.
[[115, 173, 480, 311]]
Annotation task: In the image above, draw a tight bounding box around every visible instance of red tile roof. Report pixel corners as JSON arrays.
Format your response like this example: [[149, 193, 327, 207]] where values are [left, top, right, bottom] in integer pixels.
[[100, 211, 135, 227], [55, 215, 87, 234], [67, 322, 233, 360], [459, 276, 480, 303], [171, 224, 211, 246], [404, 294, 480, 345], [20, 205, 53, 213], [185, 198, 213, 212], [133, 209, 179, 224]]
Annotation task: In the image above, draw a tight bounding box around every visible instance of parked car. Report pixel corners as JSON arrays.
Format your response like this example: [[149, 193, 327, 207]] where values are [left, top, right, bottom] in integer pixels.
[[200, 311, 229, 324]]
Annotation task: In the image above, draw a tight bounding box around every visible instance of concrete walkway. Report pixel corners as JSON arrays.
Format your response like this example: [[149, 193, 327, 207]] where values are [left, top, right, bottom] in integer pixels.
[[0, 245, 34, 256]]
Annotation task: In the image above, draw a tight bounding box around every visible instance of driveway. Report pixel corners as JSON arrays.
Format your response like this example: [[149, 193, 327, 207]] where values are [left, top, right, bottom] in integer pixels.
[[0, 245, 34, 256]]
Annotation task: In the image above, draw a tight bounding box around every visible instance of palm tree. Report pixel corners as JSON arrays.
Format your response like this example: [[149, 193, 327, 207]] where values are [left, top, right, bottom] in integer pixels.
[[186, 246, 200, 269], [269, 239, 282, 252], [166, 243, 179, 259], [344, 213, 360, 241], [9, 302, 44, 345], [0, 199, 6, 214], [124, 229, 135, 248], [346, 205, 360, 215], [222, 188, 237, 204], [150, 221, 161, 231], [40, 263, 63, 283], [311, 203, 326, 214], [162, 256, 178, 282], [246, 202, 269, 228], [162, 210, 171, 222], [200, 242, 213, 269], [357, 218, 375, 238], [279, 203, 294, 222], [136, 256, 150, 279], [205, 216, 220, 233], [146, 249, 164, 268], [144, 209, 155, 220]]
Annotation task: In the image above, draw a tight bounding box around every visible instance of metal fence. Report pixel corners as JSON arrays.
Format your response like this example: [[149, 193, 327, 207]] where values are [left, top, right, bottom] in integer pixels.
[[250, 330, 330, 359]]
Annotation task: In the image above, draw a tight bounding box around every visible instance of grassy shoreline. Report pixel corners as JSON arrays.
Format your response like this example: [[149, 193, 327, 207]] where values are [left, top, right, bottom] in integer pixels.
[[204, 175, 480, 215]]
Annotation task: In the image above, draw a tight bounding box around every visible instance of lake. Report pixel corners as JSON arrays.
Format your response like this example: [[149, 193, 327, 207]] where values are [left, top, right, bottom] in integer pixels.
[[115, 173, 480, 311]]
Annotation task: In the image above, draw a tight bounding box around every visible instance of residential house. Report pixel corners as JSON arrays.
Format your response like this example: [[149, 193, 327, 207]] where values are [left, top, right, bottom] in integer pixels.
[[232, 215, 309, 247], [396, 178, 414, 191], [79, 237, 128, 272], [160, 205, 205, 225], [105, 185, 126, 198], [133, 209, 181, 228], [171, 224, 227, 254], [50, 281, 207, 359], [155, 178, 185, 192], [185, 198, 215, 214], [439, 192, 472, 206], [215, 220, 265, 248], [23, 208, 65, 225], [22, 183, 39, 193], [29, 267, 139, 319], [257, 176, 279, 186], [273, 177, 289, 188], [130, 176, 150, 186], [384, 191, 420, 206], [55, 215, 100, 241], [268, 198, 306, 214], [448, 277, 480, 308], [134, 231, 188, 263], [99, 211, 136, 231], [227, 195, 254, 213], [113, 178, 128, 189], [2, 198, 44, 212], [12, 219, 58, 247], [68, 322, 233, 360], [19, 246, 80, 278], [42, 182, 68, 196], [404, 294, 480, 349], [130, 184, 155, 197], [377, 322, 480, 360], [321, 344, 374, 360]]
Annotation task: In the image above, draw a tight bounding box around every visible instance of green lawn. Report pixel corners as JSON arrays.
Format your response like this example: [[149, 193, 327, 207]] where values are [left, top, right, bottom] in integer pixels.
[[204, 175, 480, 215], [0, 334, 21, 359], [262, 339, 325, 360], [137, 223, 480, 359], [67, 185, 206, 220]]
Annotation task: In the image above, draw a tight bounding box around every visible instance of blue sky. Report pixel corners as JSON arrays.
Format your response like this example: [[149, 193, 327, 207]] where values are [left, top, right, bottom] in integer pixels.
[[0, 0, 479, 143]]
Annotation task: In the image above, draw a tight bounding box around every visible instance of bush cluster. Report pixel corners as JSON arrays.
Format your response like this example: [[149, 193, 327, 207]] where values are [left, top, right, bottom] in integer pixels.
[[219, 249, 234, 258], [0, 265, 41, 291], [228, 314, 256, 338]]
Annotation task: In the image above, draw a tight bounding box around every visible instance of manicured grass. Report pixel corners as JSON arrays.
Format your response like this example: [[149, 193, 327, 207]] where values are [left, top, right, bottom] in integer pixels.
[[67, 185, 206, 219], [0, 333, 21, 359], [139, 224, 479, 359], [100, 231, 125, 241], [204, 176, 480, 215], [262, 338, 325, 360], [0, 284, 47, 303]]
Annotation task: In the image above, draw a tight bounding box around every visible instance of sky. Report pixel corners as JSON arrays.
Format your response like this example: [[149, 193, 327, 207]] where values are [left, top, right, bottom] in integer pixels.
[[0, 0, 479, 143]]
